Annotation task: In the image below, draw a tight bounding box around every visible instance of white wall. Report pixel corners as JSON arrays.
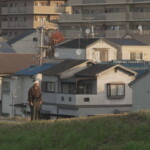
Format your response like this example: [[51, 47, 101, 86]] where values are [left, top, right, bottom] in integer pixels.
[[42, 75, 58, 114], [11, 31, 41, 54], [132, 73, 150, 111], [55, 48, 86, 59]]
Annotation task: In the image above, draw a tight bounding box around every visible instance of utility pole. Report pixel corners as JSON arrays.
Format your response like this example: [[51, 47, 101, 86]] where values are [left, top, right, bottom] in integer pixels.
[[39, 18, 44, 65]]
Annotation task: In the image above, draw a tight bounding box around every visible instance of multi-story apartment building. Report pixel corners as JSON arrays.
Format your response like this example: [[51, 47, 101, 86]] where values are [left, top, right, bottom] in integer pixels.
[[0, 0, 69, 40], [59, 0, 150, 38]]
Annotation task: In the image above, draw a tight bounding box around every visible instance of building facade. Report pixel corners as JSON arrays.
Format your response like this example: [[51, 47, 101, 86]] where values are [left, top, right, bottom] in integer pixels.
[[0, 0, 69, 40], [59, 0, 150, 38]]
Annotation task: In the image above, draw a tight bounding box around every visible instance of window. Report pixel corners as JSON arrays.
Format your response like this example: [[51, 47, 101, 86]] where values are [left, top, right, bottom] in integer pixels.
[[107, 83, 125, 99], [46, 82, 55, 93], [61, 96, 64, 101], [68, 97, 72, 102], [77, 84, 92, 94], [61, 83, 76, 94], [84, 98, 90, 102], [3, 81, 10, 94], [130, 52, 143, 60]]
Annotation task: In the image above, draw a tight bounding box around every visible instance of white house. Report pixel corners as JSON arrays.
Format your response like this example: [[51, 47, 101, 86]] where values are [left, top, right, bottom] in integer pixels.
[[2, 63, 55, 117], [41, 59, 94, 118], [129, 70, 150, 111], [41, 60, 137, 117], [55, 38, 150, 62]]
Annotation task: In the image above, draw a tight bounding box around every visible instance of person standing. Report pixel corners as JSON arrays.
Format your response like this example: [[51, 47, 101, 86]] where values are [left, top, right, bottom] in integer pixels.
[[28, 80, 42, 121]]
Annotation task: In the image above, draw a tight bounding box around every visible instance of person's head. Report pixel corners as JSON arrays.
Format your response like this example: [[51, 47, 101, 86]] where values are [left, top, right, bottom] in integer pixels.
[[33, 80, 39, 87]]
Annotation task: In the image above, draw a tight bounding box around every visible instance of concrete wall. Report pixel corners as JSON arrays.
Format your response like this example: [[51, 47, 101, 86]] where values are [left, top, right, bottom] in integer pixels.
[[132, 73, 150, 111]]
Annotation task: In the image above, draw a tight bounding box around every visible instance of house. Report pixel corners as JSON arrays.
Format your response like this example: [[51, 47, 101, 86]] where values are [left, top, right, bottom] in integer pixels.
[[129, 71, 150, 112], [7, 29, 45, 54], [0, 53, 39, 116], [55, 38, 150, 62], [41, 59, 137, 117], [41, 59, 94, 118], [1, 63, 58, 117]]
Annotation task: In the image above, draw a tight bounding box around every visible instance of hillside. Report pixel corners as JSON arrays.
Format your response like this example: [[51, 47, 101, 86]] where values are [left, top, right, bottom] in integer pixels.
[[0, 112, 150, 150]]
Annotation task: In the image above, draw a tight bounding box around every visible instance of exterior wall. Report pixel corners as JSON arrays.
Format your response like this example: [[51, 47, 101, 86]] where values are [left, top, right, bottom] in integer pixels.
[[42, 75, 58, 113], [122, 46, 150, 61], [55, 48, 86, 59], [11, 31, 41, 54], [86, 40, 117, 62], [132, 73, 150, 111]]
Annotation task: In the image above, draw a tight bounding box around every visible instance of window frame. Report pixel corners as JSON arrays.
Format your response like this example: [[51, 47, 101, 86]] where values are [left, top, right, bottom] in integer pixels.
[[107, 83, 125, 99], [2, 81, 10, 94], [46, 82, 55, 93]]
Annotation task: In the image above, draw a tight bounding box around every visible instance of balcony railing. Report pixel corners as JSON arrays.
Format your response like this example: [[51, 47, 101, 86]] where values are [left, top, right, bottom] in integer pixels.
[[2, 6, 65, 15], [69, 0, 150, 5]]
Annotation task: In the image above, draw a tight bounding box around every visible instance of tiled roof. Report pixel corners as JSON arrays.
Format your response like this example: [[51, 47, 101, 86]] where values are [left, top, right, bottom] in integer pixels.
[[106, 38, 148, 46], [75, 64, 115, 77], [42, 59, 87, 76], [56, 38, 99, 49], [7, 29, 35, 45], [15, 63, 56, 76], [110, 60, 150, 70], [0, 53, 39, 75]]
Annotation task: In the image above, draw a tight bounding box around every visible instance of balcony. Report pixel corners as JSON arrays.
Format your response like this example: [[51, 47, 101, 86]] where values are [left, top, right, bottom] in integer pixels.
[[2, 6, 65, 15], [1, 20, 58, 30], [69, 0, 132, 5], [59, 14, 83, 22], [1, 21, 33, 29], [130, 12, 150, 21], [60, 12, 128, 23]]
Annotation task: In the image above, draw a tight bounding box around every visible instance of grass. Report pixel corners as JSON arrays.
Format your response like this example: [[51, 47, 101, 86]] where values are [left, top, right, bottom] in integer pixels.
[[0, 111, 150, 150]]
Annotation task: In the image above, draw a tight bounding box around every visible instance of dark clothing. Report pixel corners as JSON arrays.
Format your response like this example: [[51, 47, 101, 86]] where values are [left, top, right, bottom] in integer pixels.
[[28, 86, 42, 121], [28, 86, 42, 103], [30, 101, 41, 121]]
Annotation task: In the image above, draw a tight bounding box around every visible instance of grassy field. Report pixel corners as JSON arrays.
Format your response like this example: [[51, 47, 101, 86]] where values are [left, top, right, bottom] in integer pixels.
[[0, 112, 150, 150]]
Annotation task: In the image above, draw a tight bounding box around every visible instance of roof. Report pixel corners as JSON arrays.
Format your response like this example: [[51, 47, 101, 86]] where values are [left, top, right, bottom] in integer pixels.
[[42, 59, 87, 76], [56, 38, 99, 49], [111, 60, 150, 71], [129, 70, 150, 86], [0, 42, 16, 53], [15, 63, 56, 76], [105, 38, 148, 46], [123, 34, 150, 45], [75, 64, 115, 77], [7, 29, 35, 45], [0, 53, 39, 75]]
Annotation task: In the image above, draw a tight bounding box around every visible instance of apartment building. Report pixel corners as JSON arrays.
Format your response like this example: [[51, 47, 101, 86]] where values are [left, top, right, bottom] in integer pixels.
[[59, 0, 150, 38], [0, 0, 69, 40]]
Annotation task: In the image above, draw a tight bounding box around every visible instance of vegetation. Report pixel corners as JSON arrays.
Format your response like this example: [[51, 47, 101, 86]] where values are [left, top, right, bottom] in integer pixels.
[[0, 111, 150, 150]]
